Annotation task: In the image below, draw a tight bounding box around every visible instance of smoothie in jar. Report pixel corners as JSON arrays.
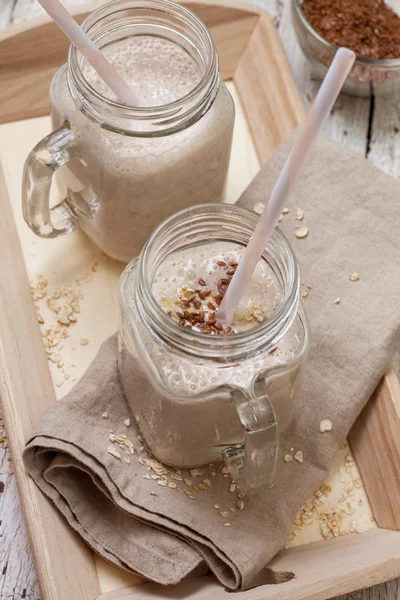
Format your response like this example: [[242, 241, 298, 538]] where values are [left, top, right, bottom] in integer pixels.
[[23, 1, 235, 262], [118, 204, 310, 492]]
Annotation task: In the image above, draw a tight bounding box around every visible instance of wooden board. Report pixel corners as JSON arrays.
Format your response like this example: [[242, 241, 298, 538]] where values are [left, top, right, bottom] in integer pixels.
[[0, 3, 400, 600], [96, 528, 400, 600], [349, 365, 400, 531]]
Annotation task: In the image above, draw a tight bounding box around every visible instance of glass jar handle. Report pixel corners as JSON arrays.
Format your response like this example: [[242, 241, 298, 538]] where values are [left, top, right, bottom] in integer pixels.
[[222, 391, 279, 494], [22, 122, 80, 238]]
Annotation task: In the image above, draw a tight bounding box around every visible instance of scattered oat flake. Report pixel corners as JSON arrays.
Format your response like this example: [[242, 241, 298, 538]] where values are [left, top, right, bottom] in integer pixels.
[[220, 511, 229, 518], [355, 525, 365, 534], [253, 202, 265, 214], [294, 451, 304, 463], [284, 454, 293, 463], [150, 491, 157, 496], [295, 226, 309, 239], [282, 207, 289, 214], [301, 290, 308, 298], [124, 418, 131, 427], [146, 459, 168, 475], [236, 500, 244, 511], [157, 479, 168, 487], [237, 490, 245, 499], [334, 298, 340, 304], [190, 468, 200, 478], [80, 337, 89, 345], [124, 457, 131, 464], [185, 490, 196, 499], [107, 445, 121, 460], [319, 419, 333, 433], [224, 522, 231, 527], [184, 478, 192, 487], [168, 481, 177, 489], [349, 273, 360, 281], [214, 504, 220, 509], [229, 483, 236, 493], [102, 412, 108, 419], [296, 208, 304, 221]]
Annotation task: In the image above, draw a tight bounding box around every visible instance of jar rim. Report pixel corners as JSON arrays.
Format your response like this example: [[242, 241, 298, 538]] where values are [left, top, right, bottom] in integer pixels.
[[67, 0, 220, 133], [119, 203, 302, 361]]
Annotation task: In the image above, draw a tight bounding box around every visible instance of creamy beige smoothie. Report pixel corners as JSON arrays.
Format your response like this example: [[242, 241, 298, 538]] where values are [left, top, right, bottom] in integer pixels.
[[50, 35, 234, 262], [119, 241, 306, 467]]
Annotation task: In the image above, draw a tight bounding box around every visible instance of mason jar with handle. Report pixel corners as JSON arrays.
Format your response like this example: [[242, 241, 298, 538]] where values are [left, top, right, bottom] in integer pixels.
[[118, 204, 310, 493], [22, 0, 235, 263]]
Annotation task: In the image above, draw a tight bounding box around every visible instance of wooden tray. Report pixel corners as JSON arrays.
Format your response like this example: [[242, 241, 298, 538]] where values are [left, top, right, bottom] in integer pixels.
[[1, 2, 400, 599]]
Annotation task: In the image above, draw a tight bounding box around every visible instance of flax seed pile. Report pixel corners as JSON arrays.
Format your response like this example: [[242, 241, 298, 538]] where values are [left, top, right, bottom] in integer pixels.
[[301, 0, 400, 60], [166, 261, 239, 335]]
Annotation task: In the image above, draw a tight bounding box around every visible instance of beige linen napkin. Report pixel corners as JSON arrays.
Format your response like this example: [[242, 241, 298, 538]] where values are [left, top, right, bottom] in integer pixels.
[[24, 136, 400, 591]]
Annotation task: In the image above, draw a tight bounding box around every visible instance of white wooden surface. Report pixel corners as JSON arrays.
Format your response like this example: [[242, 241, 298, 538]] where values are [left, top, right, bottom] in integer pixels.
[[1, 1, 400, 599]]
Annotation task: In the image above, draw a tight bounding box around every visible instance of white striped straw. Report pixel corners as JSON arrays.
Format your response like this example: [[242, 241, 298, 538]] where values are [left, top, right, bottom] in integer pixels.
[[37, 0, 140, 105], [217, 48, 356, 325]]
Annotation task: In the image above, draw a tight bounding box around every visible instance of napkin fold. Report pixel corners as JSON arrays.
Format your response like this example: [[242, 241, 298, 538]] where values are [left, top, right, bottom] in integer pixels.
[[24, 136, 400, 590]]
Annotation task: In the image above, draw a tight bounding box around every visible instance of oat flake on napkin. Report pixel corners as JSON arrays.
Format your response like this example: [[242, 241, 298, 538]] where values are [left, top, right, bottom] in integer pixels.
[[24, 136, 400, 591]]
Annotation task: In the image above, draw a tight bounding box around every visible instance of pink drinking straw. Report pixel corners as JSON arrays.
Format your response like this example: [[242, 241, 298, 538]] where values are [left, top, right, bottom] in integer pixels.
[[37, 0, 140, 105], [217, 48, 356, 325]]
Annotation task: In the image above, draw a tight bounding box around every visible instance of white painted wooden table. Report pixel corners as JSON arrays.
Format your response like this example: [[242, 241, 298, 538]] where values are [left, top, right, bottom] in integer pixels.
[[0, 1, 400, 599]]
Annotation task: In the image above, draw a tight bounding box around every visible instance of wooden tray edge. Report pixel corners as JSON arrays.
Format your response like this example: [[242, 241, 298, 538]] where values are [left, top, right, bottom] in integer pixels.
[[0, 163, 101, 599], [0, 2, 399, 599], [96, 528, 400, 600]]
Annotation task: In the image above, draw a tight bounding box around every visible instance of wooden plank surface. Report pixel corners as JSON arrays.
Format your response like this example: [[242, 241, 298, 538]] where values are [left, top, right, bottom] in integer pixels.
[[233, 13, 306, 161], [0, 0, 16, 29], [1, 1, 400, 600]]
